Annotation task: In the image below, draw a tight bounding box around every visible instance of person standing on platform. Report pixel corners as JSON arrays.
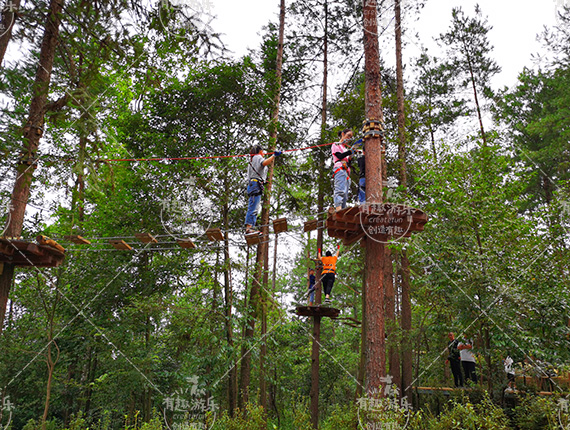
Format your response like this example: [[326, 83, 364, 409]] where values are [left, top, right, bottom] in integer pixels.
[[332, 129, 354, 211], [318, 244, 340, 304], [307, 268, 316, 306], [446, 332, 464, 387], [244, 145, 281, 234], [459, 338, 478, 384], [357, 149, 365, 204]]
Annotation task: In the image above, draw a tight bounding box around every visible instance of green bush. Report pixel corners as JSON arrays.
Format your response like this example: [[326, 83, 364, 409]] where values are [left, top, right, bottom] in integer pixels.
[[211, 403, 266, 430], [427, 395, 510, 430], [512, 395, 563, 430], [320, 404, 358, 430]]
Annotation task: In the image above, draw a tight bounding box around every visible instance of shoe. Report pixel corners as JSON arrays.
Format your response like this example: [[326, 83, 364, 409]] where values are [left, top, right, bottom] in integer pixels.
[[324, 298, 331, 304], [245, 228, 260, 235]]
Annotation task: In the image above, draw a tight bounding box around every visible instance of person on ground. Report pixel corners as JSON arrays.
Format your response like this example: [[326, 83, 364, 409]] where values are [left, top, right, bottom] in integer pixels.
[[307, 268, 316, 306], [357, 149, 365, 204], [318, 244, 340, 304], [332, 128, 354, 211], [244, 145, 281, 234], [504, 356, 515, 391], [458, 338, 478, 384], [446, 332, 464, 387]]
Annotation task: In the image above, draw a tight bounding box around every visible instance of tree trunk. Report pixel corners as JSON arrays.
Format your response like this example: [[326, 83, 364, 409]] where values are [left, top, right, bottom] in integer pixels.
[[394, 0, 413, 400], [0, 0, 64, 336], [385, 246, 400, 390], [461, 37, 487, 146], [363, 0, 386, 396], [222, 202, 237, 415], [310, 2, 328, 427], [399, 252, 412, 398], [239, 0, 285, 411], [0, 0, 20, 67]]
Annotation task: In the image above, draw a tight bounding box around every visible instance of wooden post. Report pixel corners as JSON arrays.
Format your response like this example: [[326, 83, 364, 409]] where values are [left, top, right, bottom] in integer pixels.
[[363, 0, 386, 396]]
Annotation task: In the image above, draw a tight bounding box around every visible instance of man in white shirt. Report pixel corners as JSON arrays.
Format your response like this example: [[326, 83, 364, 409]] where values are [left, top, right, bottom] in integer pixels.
[[458, 338, 478, 384]]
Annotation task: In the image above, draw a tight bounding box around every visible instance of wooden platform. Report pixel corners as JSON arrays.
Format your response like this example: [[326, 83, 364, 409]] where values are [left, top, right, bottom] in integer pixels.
[[295, 305, 340, 318], [0, 238, 65, 268], [327, 204, 428, 245], [414, 386, 562, 397]]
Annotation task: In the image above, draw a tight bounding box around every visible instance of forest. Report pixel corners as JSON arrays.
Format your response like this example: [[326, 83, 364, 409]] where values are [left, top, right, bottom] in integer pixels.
[[0, 0, 570, 429]]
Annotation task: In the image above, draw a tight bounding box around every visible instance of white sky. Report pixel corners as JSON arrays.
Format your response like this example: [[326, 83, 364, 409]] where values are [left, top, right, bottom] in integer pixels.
[[206, 0, 560, 91]]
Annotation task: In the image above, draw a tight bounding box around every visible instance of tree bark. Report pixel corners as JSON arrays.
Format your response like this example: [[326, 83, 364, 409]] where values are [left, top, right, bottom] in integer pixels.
[[0, 0, 64, 336], [363, 0, 386, 396]]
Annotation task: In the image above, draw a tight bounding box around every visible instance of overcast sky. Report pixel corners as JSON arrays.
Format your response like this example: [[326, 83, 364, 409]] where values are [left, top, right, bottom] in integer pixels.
[[203, 0, 560, 90]]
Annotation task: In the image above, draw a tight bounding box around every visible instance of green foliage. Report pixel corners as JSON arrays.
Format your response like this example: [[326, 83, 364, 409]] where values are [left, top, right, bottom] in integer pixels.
[[429, 396, 510, 430], [320, 404, 357, 430], [211, 404, 267, 430], [512, 395, 563, 430]]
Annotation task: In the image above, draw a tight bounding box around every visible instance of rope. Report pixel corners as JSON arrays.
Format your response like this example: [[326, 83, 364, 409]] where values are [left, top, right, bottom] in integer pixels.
[[88, 141, 334, 164]]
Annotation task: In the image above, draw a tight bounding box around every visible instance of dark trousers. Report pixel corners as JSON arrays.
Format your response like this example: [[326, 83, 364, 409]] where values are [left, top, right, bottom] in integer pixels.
[[322, 273, 335, 296], [462, 360, 477, 383], [450, 359, 464, 387]]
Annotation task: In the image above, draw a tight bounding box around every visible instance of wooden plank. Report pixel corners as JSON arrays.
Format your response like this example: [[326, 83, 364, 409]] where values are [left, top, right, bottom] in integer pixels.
[[206, 228, 224, 241], [295, 305, 340, 318], [325, 219, 361, 232], [109, 239, 132, 250], [245, 232, 261, 246], [342, 231, 366, 246], [0, 242, 14, 256], [304, 219, 318, 232], [177, 238, 196, 249], [26, 243, 44, 256], [134, 232, 158, 244], [36, 235, 65, 252], [0, 262, 3, 275], [272, 217, 288, 234], [64, 235, 91, 245]]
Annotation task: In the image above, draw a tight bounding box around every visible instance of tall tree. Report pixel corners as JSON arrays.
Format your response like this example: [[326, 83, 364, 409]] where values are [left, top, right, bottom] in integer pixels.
[[413, 51, 468, 158], [438, 5, 500, 146], [363, 0, 386, 396], [239, 0, 286, 411], [0, 0, 64, 335], [394, 0, 412, 400]]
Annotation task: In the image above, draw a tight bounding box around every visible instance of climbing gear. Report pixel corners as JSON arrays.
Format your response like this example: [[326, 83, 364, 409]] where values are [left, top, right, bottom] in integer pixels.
[[321, 256, 337, 274], [362, 118, 385, 140], [248, 178, 264, 196]]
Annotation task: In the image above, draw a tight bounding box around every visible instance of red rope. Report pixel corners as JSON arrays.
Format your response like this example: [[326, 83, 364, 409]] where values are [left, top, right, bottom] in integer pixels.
[[98, 141, 334, 163]]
